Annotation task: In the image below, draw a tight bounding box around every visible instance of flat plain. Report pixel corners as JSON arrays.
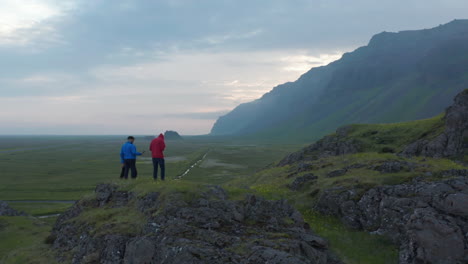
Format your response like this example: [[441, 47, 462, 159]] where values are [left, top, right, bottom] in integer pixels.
[[0, 135, 399, 264], [0, 136, 298, 214]]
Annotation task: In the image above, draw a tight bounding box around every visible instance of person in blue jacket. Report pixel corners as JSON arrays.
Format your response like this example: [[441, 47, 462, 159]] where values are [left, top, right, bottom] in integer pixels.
[[120, 136, 144, 179]]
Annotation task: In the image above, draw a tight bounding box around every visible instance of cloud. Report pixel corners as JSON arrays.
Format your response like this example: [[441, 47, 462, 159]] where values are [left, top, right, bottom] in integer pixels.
[[0, 48, 342, 134], [0, 0, 468, 134], [141, 110, 232, 120], [198, 29, 263, 45], [0, 0, 74, 48]]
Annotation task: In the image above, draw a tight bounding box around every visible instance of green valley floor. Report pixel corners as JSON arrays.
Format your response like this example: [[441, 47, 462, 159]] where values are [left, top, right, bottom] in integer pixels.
[[0, 134, 430, 264]]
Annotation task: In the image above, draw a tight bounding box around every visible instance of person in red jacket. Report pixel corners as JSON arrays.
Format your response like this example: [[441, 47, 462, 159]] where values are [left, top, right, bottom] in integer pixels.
[[150, 133, 166, 180]]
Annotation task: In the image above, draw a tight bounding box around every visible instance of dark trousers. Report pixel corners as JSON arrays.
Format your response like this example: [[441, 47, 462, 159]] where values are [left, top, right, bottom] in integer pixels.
[[123, 159, 137, 179], [120, 166, 125, 178], [152, 158, 165, 180]]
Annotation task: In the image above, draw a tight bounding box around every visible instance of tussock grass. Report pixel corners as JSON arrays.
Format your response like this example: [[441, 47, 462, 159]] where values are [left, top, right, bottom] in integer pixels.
[[343, 114, 445, 153], [72, 205, 146, 236], [0, 216, 57, 264]]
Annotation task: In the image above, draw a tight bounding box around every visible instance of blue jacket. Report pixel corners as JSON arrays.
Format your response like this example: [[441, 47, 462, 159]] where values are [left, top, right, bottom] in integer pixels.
[[120, 142, 142, 163]]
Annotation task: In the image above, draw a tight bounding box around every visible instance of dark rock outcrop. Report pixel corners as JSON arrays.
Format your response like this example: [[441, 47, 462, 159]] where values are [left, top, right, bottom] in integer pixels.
[[289, 173, 318, 191], [52, 184, 342, 264], [441, 169, 468, 177], [95, 183, 135, 208], [296, 162, 315, 172], [403, 89, 468, 158], [371, 160, 419, 173], [315, 176, 468, 264], [0, 201, 27, 216], [326, 169, 348, 178], [95, 183, 118, 206]]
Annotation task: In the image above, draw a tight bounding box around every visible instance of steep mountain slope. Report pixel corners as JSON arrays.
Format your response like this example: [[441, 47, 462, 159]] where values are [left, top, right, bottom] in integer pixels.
[[211, 19, 468, 142], [240, 90, 468, 264]]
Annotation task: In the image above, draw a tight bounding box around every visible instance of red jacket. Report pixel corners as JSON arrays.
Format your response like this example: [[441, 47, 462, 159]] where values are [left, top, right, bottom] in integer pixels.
[[150, 134, 166, 158]]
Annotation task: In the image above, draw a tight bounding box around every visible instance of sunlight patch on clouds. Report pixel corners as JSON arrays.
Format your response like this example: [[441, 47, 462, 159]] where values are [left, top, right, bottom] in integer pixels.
[[46, 95, 91, 103], [20, 73, 72, 84], [0, 0, 71, 47], [281, 52, 343, 72], [222, 79, 268, 88]]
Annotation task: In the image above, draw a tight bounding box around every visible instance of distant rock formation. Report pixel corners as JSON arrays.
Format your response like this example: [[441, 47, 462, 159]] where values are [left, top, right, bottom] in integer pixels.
[[51, 184, 342, 264], [164, 130, 183, 140], [0, 201, 27, 216]]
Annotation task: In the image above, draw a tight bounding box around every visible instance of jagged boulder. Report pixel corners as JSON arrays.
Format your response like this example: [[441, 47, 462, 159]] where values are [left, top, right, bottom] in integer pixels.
[[401, 208, 466, 264], [315, 176, 468, 264], [0, 201, 27, 216], [403, 89, 468, 158], [95, 183, 118, 206], [51, 184, 342, 264], [123, 238, 155, 264]]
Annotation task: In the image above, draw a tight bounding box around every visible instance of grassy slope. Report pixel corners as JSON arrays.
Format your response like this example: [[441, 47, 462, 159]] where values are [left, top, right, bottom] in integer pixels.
[[225, 112, 468, 264], [257, 102, 446, 145], [343, 114, 445, 153]]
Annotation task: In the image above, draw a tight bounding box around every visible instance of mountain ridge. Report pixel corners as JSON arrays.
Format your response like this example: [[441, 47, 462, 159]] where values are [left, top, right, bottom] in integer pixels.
[[211, 19, 468, 142]]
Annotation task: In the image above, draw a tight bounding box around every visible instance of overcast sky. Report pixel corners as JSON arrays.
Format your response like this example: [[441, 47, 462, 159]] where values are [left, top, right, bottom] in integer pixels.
[[0, 0, 467, 135]]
